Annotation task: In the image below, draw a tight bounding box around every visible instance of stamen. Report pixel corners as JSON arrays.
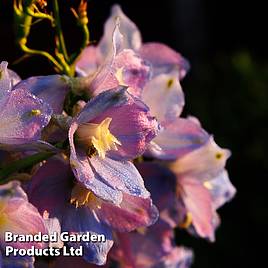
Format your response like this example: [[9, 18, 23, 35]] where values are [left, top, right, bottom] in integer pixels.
[[179, 212, 192, 229], [70, 184, 102, 209], [70, 184, 91, 208], [76, 117, 121, 159], [29, 109, 41, 117], [215, 152, 223, 159], [167, 78, 174, 88]]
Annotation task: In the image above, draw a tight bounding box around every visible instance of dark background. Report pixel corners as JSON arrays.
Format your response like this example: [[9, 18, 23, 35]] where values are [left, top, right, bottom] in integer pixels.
[[0, 0, 267, 267]]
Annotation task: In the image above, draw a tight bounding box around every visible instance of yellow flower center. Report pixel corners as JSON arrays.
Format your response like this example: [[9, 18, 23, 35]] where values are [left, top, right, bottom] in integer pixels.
[[70, 184, 101, 209], [76, 117, 121, 159]]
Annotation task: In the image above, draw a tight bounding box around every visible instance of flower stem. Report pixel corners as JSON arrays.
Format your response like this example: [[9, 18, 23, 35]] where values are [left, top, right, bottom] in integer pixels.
[[52, 0, 69, 63], [19, 38, 64, 72], [25, 6, 54, 22]]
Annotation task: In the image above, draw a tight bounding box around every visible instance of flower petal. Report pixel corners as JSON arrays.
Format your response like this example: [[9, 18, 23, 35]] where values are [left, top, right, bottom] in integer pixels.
[[90, 21, 124, 96], [91, 21, 150, 97], [114, 49, 151, 97], [112, 220, 193, 268], [95, 193, 158, 232], [27, 158, 73, 216], [0, 61, 21, 90], [149, 117, 210, 160], [70, 149, 124, 204], [14, 75, 70, 114], [27, 158, 114, 265], [162, 246, 193, 268], [76, 46, 99, 77], [179, 177, 215, 241], [0, 253, 34, 268], [91, 49, 150, 97], [43, 256, 110, 268], [63, 207, 114, 265], [70, 87, 158, 163], [0, 88, 52, 144], [139, 42, 190, 80], [136, 162, 182, 228], [90, 156, 150, 198], [0, 181, 47, 249], [103, 101, 159, 160], [7, 69, 21, 87], [170, 136, 231, 181], [204, 169, 236, 210], [98, 5, 142, 57], [142, 70, 184, 123]]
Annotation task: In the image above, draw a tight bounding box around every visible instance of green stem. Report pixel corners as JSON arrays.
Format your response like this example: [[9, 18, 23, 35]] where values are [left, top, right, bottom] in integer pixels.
[[0, 151, 55, 183], [52, 0, 69, 62], [14, 0, 73, 76], [19, 39, 64, 72], [25, 6, 54, 22]]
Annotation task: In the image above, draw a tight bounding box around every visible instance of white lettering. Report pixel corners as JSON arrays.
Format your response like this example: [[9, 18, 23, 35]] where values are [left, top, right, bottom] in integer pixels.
[[5, 246, 14, 256], [5, 232, 13, 242]]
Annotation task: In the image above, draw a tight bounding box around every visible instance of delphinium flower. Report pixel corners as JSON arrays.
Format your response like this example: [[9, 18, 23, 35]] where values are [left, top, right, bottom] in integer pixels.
[[168, 138, 236, 241], [28, 154, 158, 265], [108, 7, 205, 161], [75, 5, 202, 161], [135, 131, 236, 242], [0, 2, 236, 267], [75, 2, 236, 254], [75, 5, 189, 97], [69, 86, 159, 204], [100, 5, 190, 78], [27, 82, 160, 265], [1, 22, 159, 266], [76, 20, 151, 98]]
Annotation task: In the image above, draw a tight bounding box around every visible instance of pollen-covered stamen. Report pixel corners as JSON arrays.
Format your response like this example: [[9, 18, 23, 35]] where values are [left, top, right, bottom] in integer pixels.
[[179, 212, 193, 229], [29, 109, 41, 116], [215, 152, 223, 160], [76, 117, 121, 159], [70, 184, 101, 209], [19, 109, 42, 123], [167, 78, 174, 88]]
